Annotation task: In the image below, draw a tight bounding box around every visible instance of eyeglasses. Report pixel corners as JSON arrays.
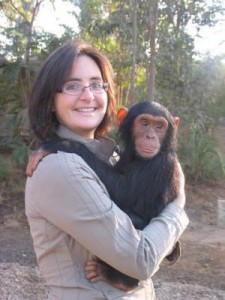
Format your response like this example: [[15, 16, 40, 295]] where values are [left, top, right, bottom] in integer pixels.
[[57, 81, 109, 96]]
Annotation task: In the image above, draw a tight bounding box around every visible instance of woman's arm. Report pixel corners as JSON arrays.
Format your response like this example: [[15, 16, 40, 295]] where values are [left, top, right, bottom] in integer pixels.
[[26, 152, 189, 281]]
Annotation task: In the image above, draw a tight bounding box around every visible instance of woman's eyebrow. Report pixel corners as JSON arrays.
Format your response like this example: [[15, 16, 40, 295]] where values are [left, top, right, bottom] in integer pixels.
[[67, 76, 103, 82]]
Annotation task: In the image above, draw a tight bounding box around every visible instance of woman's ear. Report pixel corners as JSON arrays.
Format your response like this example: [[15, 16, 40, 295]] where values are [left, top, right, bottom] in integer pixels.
[[52, 103, 56, 112], [117, 107, 128, 126]]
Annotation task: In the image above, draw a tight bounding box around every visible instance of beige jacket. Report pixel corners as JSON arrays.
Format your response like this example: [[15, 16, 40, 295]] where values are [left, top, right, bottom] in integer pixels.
[[25, 125, 189, 300]]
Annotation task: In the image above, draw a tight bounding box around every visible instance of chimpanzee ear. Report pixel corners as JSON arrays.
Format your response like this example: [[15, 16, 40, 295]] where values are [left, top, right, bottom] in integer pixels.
[[117, 107, 128, 126], [174, 117, 180, 127], [173, 117, 180, 134]]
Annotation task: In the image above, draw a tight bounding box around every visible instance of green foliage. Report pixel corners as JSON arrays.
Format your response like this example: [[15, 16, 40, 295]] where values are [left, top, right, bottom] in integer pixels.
[[0, 113, 17, 150], [11, 144, 31, 169], [0, 62, 27, 111], [217, 148, 225, 176], [0, 155, 8, 182], [179, 129, 225, 184]]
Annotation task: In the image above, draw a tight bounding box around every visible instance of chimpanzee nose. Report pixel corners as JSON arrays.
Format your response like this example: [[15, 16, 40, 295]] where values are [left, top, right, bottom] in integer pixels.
[[146, 129, 156, 139], [146, 135, 155, 140]]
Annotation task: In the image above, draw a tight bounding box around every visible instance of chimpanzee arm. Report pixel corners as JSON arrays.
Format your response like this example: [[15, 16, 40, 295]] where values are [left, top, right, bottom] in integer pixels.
[[41, 139, 115, 178], [41, 139, 146, 230], [41, 139, 123, 198], [41, 138, 81, 154], [27, 139, 146, 231]]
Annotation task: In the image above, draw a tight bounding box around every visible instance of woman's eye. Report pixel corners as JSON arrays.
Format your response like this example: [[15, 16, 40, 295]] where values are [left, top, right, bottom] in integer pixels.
[[66, 82, 80, 91], [91, 82, 102, 90]]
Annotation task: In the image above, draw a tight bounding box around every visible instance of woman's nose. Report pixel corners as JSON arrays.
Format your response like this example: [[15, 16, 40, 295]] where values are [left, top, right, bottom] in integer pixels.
[[79, 86, 95, 101]]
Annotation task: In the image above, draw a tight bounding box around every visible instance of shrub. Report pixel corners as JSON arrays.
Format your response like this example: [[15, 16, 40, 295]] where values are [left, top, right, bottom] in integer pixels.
[[0, 154, 8, 182], [11, 144, 31, 169], [179, 130, 225, 184]]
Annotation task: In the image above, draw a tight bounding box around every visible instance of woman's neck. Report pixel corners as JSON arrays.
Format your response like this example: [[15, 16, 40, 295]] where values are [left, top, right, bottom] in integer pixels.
[[56, 125, 94, 142]]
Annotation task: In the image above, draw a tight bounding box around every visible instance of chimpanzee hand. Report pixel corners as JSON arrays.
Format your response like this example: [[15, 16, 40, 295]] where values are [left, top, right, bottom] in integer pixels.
[[26, 149, 49, 177], [165, 241, 181, 265], [26, 139, 74, 177], [85, 259, 106, 283], [85, 259, 136, 291]]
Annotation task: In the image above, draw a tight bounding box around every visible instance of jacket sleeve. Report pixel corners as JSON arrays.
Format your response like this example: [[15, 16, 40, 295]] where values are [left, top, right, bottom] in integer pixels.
[[27, 152, 189, 280]]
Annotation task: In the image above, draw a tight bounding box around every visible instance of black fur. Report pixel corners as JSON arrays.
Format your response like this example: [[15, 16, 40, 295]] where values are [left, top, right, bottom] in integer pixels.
[[41, 101, 180, 288]]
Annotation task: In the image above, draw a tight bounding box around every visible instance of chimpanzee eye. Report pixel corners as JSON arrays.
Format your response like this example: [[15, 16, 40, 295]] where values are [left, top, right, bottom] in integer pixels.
[[140, 119, 148, 127], [155, 122, 164, 129]]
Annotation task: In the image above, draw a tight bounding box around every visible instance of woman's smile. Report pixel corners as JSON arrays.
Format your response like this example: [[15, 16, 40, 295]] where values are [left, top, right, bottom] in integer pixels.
[[75, 107, 97, 112]]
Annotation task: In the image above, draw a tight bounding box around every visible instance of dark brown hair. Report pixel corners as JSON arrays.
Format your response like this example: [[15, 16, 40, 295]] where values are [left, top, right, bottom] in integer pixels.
[[29, 40, 116, 141]]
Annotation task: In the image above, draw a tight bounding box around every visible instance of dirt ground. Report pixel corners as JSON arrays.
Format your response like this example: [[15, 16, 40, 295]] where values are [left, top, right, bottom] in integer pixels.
[[154, 183, 225, 290], [0, 180, 225, 299]]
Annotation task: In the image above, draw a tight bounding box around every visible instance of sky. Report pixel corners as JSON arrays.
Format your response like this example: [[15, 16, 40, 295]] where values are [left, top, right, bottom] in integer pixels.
[[34, 0, 79, 36], [35, 0, 225, 57], [190, 22, 225, 57]]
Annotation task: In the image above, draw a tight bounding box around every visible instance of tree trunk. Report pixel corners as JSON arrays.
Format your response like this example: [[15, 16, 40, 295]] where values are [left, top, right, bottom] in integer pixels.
[[147, 0, 158, 102], [24, 0, 44, 103], [128, 0, 137, 104]]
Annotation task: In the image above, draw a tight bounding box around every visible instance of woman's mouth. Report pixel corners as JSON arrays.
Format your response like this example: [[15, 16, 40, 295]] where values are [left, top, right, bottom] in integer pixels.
[[75, 107, 96, 112]]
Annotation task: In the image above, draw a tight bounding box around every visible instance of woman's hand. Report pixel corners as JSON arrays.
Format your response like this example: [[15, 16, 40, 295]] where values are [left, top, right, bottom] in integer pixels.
[[26, 149, 49, 177], [174, 162, 186, 209]]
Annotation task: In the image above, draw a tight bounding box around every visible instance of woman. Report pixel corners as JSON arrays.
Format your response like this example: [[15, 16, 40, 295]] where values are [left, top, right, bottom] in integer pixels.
[[25, 39, 189, 299]]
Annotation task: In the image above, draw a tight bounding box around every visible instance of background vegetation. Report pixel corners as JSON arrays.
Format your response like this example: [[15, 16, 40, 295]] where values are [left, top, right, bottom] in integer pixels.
[[0, 0, 225, 189]]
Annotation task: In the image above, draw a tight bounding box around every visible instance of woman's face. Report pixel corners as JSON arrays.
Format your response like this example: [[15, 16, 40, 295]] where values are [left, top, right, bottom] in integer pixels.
[[53, 55, 108, 139]]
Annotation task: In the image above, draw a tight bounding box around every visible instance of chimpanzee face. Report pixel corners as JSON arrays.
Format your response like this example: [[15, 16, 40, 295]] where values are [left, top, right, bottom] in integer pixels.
[[133, 114, 168, 158]]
